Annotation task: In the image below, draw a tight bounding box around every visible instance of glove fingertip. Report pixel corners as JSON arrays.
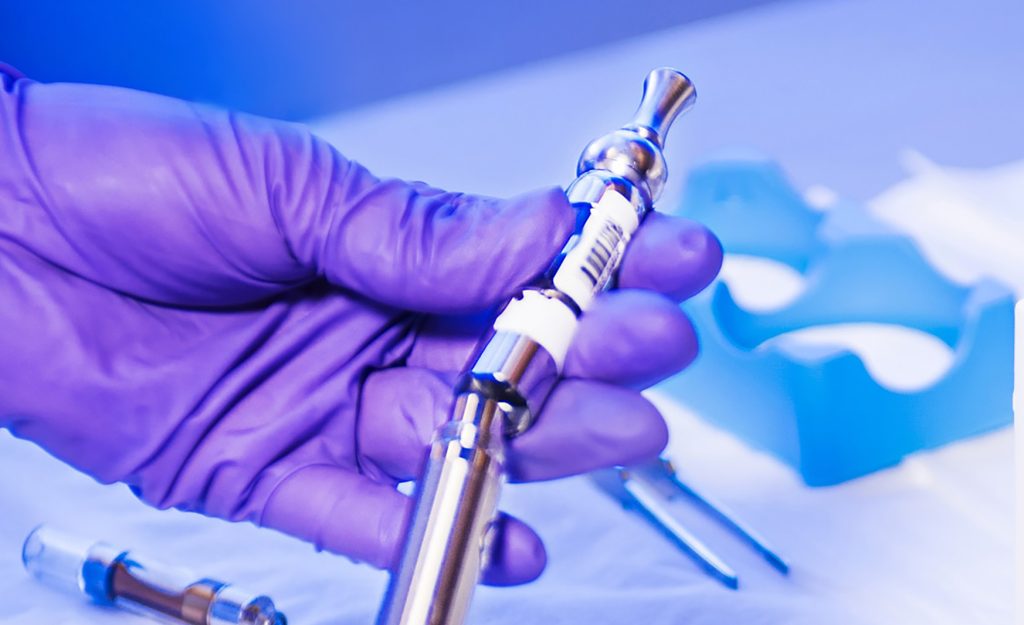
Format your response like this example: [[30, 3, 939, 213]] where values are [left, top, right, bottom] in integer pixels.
[[620, 212, 724, 302], [480, 514, 547, 586], [260, 464, 410, 570], [455, 185, 575, 306]]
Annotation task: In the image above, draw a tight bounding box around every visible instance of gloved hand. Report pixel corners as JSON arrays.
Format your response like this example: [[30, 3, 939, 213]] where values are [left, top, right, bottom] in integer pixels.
[[0, 66, 722, 585]]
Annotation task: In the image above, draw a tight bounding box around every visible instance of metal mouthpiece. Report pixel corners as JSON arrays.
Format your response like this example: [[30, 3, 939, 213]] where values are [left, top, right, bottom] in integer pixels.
[[626, 67, 697, 149], [577, 68, 696, 203]]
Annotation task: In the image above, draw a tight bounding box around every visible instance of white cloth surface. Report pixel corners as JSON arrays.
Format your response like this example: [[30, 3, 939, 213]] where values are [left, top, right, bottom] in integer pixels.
[[1, 0, 1018, 622], [869, 153, 1024, 293], [0, 401, 1013, 625]]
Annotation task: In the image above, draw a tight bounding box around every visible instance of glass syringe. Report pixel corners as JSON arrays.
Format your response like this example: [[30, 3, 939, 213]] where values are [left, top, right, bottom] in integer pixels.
[[22, 525, 286, 625]]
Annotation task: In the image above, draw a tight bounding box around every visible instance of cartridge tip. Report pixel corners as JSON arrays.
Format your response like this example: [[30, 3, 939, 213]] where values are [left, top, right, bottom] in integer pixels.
[[626, 68, 697, 149], [576, 68, 697, 203]]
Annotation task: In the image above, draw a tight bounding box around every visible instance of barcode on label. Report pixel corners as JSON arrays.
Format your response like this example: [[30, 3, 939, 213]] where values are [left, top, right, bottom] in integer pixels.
[[580, 220, 624, 288], [553, 214, 628, 311], [551, 189, 640, 312]]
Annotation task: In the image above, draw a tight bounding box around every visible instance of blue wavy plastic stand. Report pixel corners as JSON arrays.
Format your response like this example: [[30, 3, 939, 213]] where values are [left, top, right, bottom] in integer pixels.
[[660, 160, 1014, 486]]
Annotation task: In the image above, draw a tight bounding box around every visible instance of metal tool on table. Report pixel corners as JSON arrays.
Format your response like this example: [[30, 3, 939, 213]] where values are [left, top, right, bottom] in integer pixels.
[[22, 525, 286, 625], [376, 68, 697, 625], [593, 456, 789, 589]]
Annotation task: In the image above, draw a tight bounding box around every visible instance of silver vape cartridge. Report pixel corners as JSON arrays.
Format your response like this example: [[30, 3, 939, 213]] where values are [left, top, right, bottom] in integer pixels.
[[377, 68, 697, 625], [22, 525, 286, 625]]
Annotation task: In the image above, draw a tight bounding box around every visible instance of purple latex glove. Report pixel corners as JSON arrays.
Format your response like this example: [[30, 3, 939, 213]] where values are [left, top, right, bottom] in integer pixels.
[[0, 67, 722, 585]]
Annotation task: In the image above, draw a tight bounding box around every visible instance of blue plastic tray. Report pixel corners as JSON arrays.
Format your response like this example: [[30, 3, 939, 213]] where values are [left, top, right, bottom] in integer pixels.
[[659, 160, 1014, 486]]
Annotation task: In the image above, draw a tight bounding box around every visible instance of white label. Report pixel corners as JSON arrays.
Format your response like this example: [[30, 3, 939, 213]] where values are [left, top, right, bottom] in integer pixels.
[[493, 290, 578, 370], [592, 188, 641, 233], [552, 191, 640, 311]]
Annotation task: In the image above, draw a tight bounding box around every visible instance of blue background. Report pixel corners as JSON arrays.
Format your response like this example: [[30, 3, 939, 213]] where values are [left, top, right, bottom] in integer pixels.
[[0, 0, 786, 120]]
